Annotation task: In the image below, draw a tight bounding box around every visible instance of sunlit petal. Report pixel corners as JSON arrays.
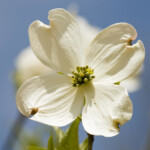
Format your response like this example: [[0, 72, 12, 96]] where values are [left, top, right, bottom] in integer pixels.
[[16, 73, 84, 126], [29, 9, 83, 74], [85, 23, 145, 83], [82, 82, 132, 136]]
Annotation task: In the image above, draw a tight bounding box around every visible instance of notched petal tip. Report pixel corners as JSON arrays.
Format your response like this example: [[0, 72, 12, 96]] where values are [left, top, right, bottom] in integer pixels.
[[109, 22, 137, 40], [48, 8, 67, 20], [127, 39, 133, 46], [126, 40, 145, 57], [28, 20, 49, 35], [113, 119, 121, 131], [134, 40, 145, 50], [29, 107, 39, 117], [28, 20, 41, 32], [48, 8, 71, 21], [121, 22, 137, 40]]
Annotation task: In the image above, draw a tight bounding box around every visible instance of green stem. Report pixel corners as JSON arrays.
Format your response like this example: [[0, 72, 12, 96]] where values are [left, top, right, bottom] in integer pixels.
[[87, 133, 94, 150]]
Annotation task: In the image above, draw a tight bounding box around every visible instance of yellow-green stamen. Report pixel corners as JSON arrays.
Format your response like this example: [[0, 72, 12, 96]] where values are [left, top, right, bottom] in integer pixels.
[[114, 82, 120, 85], [72, 66, 95, 87]]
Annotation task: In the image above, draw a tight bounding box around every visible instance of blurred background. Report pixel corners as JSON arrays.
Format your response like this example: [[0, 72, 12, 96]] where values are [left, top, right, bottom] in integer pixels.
[[0, 0, 150, 150]]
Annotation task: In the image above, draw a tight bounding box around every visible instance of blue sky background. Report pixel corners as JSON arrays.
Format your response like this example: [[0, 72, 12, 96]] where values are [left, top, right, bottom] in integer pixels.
[[0, 0, 150, 150]]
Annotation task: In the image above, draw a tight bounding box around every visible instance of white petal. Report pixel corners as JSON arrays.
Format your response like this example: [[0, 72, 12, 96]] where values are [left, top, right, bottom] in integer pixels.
[[15, 46, 50, 84], [29, 9, 83, 74], [120, 65, 144, 92], [76, 16, 100, 50], [85, 23, 145, 83], [82, 82, 133, 137], [120, 76, 141, 92], [16, 73, 84, 126]]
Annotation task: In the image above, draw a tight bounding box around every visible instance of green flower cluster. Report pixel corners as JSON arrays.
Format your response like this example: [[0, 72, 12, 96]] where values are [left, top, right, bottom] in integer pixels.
[[72, 66, 95, 87]]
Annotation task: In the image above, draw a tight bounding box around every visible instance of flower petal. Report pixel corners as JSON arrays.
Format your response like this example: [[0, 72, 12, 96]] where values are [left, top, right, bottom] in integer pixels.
[[16, 73, 84, 126], [120, 76, 141, 92], [120, 65, 143, 92], [29, 9, 83, 74], [76, 16, 100, 50], [15, 46, 50, 84], [85, 23, 145, 83], [82, 82, 132, 137]]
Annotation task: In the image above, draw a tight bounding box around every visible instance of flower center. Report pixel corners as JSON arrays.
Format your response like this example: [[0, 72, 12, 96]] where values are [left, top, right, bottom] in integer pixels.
[[71, 66, 95, 87]]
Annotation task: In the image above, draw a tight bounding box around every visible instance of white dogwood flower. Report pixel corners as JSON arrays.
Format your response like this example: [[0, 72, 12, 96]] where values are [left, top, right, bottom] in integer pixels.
[[16, 9, 145, 137], [15, 15, 100, 86], [15, 16, 142, 92]]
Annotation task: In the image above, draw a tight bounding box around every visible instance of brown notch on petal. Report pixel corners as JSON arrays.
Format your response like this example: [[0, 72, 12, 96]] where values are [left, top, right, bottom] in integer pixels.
[[113, 120, 121, 131], [128, 39, 133, 46], [30, 107, 39, 116]]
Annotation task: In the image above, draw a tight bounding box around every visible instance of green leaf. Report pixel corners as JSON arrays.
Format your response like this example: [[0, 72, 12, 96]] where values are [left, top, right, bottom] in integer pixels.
[[48, 136, 55, 150], [27, 146, 47, 150], [60, 118, 81, 150], [80, 138, 88, 150], [52, 127, 64, 149]]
